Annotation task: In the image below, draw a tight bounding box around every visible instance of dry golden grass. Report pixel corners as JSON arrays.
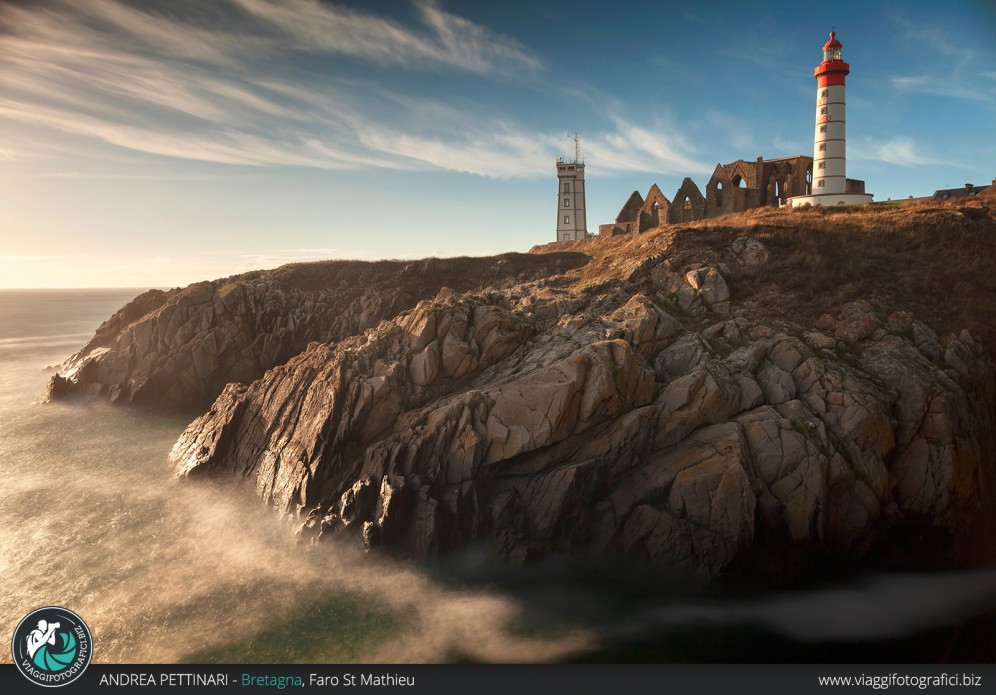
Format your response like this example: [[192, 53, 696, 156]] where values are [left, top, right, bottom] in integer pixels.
[[534, 196, 996, 353], [225, 252, 589, 300]]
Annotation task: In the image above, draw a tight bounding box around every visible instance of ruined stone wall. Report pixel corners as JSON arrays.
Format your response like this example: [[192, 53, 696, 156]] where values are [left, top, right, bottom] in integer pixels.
[[639, 184, 670, 231], [599, 222, 638, 236], [598, 154, 818, 235], [615, 191, 644, 223], [761, 156, 813, 206], [668, 178, 706, 224]]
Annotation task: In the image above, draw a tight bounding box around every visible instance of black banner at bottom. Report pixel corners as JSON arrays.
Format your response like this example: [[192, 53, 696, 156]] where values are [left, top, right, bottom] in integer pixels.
[[1, 664, 993, 695]]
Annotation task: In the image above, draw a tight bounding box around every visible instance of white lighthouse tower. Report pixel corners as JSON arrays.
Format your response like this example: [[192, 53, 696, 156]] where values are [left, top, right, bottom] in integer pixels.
[[555, 133, 588, 242], [788, 31, 872, 207]]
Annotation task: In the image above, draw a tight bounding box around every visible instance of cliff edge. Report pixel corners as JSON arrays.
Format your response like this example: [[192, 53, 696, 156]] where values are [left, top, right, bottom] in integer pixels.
[[46, 253, 588, 405], [157, 198, 996, 576]]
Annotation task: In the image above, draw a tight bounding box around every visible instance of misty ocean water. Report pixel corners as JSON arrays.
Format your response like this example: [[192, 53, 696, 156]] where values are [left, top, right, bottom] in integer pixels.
[[0, 289, 596, 664], [1, 290, 995, 664]]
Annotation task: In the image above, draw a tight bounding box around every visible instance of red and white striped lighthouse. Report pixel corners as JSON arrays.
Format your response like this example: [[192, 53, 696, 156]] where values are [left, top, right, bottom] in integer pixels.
[[788, 31, 873, 207]]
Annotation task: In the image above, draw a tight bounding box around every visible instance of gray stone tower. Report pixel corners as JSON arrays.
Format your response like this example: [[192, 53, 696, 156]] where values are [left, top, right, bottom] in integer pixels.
[[555, 133, 587, 242]]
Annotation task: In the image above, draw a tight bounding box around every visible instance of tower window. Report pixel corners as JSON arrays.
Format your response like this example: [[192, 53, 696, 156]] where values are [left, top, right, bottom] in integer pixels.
[[817, 179, 825, 187], [819, 143, 827, 151], [818, 162, 825, 169], [819, 125, 827, 133], [564, 183, 571, 193], [821, 89, 828, 97], [564, 198, 570, 207], [564, 216, 570, 224], [820, 107, 828, 115]]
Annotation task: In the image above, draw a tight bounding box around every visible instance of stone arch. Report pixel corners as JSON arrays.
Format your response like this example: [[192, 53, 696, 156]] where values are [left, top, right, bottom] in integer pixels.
[[667, 178, 705, 224], [639, 183, 670, 232], [794, 157, 814, 197], [722, 160, 756, 190], [763, 163, 782, 207], [779, 163, 795, 202], [706, 164, 733, 218], [764, 160, 791, 208], [760, 156, 813, 205]]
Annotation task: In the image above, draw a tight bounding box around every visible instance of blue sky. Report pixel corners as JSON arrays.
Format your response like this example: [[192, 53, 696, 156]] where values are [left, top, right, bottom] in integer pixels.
[[1, 0, 994, 288]]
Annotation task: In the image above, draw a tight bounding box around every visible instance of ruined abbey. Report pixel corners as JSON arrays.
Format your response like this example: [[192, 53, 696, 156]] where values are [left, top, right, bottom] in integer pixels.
[[598, 155, 867, 236]]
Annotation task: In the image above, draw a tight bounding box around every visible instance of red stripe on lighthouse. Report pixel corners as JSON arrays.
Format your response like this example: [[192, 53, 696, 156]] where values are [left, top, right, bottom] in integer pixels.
[[818, 74, 846, 86]]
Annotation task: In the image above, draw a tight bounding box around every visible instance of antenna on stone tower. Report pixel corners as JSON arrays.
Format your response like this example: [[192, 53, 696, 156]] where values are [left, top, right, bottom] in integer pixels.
[[554, 133, 587, 242]]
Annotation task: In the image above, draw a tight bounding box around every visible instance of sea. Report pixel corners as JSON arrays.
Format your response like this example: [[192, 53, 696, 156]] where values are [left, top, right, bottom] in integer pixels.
[[1, 289, 995, 664]]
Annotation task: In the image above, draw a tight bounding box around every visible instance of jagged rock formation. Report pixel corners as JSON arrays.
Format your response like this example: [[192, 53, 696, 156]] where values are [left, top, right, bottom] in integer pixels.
[[46, 197, 994, 576], [168, 219, 996, 575], [45, 254, 588, 405]]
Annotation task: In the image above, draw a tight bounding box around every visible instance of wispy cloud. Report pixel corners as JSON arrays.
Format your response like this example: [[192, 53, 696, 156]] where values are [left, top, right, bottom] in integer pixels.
[[231, 0, 538, 75], [888, 14, 995, 104], [354, 119, 706, 179], [890, 16, 979, 64], [0, 0, 705, 177], [0, 97, 381, 169], [891, 75, 992, 102], [0, 0, 698, 179], [584, 120, 709, 177], [850, 137, 956, 168]]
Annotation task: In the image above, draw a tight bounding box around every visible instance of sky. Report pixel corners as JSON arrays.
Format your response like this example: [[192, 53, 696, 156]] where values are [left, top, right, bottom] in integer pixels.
[[0, 0, 994, 288]]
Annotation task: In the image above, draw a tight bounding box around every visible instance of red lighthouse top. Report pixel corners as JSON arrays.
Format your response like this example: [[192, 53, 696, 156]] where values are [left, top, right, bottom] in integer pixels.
[[814, 31, 849, 86], [823, 31, 843, 53]]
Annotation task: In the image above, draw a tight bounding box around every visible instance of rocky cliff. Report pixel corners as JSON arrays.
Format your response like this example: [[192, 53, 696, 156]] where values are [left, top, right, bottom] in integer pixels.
[[46, 254, 588, 405], [161, 199, 996, 576]]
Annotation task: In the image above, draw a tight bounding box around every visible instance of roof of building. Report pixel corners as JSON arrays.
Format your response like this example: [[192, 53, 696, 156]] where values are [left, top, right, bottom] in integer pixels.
[[932, 183, 991, 199]]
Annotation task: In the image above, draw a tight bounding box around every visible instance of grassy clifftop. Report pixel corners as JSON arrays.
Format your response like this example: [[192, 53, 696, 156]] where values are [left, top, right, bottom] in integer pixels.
[[533, 195, 996, 354]]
